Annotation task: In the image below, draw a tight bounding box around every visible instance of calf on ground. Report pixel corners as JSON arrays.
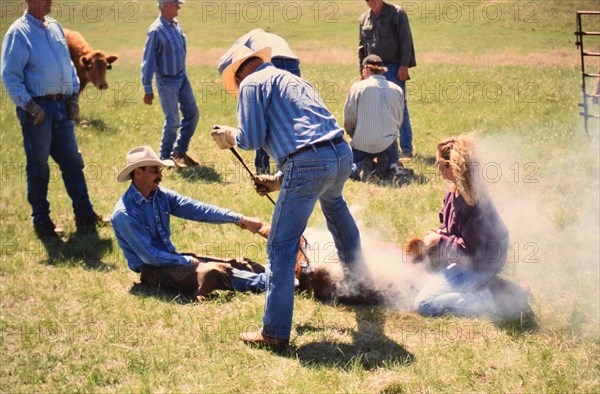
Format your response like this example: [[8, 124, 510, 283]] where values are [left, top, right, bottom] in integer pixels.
[[64, 28, 118, 94]]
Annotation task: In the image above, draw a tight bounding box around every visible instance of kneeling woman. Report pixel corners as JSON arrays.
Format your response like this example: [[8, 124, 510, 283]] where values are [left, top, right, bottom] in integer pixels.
[[414, 136, 510, 317]]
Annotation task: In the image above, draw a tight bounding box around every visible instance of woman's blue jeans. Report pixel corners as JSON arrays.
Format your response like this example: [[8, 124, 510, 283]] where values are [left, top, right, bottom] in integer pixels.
[[414, 264, 497, 317], [262, 140, 362, 339]]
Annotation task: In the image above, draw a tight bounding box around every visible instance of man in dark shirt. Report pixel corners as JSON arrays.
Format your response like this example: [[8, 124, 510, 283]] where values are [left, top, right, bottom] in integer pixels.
[[359, 0, 416, 157]]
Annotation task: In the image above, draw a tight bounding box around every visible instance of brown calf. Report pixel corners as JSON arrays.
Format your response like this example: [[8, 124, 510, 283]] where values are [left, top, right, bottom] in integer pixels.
[[64, 28, 118, 93]]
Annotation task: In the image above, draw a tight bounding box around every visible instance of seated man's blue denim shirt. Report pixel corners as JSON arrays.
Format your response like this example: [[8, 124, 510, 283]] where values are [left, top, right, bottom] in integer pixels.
[[112, 184, 243, 273]]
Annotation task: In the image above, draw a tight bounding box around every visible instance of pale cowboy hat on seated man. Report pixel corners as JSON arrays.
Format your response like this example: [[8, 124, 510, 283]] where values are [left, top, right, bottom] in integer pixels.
[[112, 146, 268, 299], [117, 145, 174, 182]]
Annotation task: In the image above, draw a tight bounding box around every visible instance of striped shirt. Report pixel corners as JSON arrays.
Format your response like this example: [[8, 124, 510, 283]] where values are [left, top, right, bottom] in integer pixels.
[[1, 13, 79, 108], [235, 63, 344, 167], [141, 16, 187, 94], [343, 74, 404, 154]]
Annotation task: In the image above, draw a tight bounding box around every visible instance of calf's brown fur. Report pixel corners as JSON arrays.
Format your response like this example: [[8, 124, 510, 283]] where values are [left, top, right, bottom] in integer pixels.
[[64, 28, 118, 93]]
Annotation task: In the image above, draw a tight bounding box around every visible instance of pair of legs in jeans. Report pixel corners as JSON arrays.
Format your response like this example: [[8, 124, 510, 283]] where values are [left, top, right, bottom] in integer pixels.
[[17, 97, 96, 225], [262, 140, 362, 340], [383, 63, 413, 156], [254, 59, 301, 174], [350, 140, 400, 180], [414, 263, 498, 317], [156, 73, 200, 160]]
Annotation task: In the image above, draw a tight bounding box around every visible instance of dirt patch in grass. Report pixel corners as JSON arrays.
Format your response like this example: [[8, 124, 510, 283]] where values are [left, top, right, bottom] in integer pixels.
[[420, 50, 582, 67], [116, 48, 581, 68]]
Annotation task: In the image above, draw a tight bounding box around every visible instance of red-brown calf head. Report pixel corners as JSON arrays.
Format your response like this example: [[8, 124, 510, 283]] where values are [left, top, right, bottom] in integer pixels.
[[80, 51, 118, 90]]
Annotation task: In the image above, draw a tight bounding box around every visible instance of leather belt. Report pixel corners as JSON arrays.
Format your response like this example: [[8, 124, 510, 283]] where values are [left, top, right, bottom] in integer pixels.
[[289, 136, 346, 158], [35, 94, 64, 101]]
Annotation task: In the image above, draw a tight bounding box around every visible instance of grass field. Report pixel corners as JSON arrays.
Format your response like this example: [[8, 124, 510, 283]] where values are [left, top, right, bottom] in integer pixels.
[[1, 0, 599, 392]]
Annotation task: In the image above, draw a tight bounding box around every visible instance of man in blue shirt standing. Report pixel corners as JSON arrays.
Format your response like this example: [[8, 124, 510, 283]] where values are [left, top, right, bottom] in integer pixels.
[[141, 0, 199, 169], [112, 146, 268, 298], [1, 0, 106, 238], [217, 28, 302, 175], [211, 46, 365, 348]]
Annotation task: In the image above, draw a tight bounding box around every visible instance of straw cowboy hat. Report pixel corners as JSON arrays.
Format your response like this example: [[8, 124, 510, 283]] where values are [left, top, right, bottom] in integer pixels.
[[221, 45, 272, 96], [117, 146, 174, 182]]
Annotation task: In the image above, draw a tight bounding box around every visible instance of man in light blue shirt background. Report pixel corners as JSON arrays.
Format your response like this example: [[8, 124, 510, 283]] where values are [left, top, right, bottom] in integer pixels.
[[218, 29, 301, 175], [1, 0, 105, 238], [141, 0, 199, 169], [112, 146, 268, 298]]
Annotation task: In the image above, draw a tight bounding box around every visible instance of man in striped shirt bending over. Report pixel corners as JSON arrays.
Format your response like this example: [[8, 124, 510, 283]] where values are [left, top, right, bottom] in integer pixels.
[[141, 0, 199, 169], [344, 54, 405, 180], [211, 46, 366, 348]]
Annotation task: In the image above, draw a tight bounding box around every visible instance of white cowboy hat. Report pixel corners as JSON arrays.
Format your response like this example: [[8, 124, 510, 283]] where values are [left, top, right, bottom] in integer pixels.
[[117, 146, 174, 182], [221, 45, 272, 96]]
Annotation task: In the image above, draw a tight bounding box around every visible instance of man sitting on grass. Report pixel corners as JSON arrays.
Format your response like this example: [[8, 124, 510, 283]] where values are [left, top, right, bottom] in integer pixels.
[[111, 146, 267, 299]]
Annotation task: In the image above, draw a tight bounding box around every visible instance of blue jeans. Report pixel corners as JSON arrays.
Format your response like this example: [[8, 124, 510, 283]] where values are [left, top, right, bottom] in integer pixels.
[[156, 73, 199, 159], [16, 98, 95, 225], [383, 63, 413, 154], [414, 264, 497, 317], [229, 268, 267, 292], [262, 140, 362, 339], [254, 59, 301, 174], [351, 141, 400, 179]]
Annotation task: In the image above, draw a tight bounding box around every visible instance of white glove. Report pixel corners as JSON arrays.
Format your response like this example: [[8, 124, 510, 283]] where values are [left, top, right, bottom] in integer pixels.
[[211, 125, 238, 149]]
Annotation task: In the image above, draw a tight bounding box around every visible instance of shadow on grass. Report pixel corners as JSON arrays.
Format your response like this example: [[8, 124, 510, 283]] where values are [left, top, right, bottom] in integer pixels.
[[129, 282, 198, 304], [495, 311, 539, 336], [421, 155, 436, 166], [77, 118, 113, 132], [38, 227, 114, 271], [128, 283, 239, 305], [292, 307, 415, 370], [177, 165, 222, 183]]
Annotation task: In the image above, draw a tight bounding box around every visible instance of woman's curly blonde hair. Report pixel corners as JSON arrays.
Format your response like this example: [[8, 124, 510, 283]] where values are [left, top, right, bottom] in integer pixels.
[[437, 136, 481, 206]]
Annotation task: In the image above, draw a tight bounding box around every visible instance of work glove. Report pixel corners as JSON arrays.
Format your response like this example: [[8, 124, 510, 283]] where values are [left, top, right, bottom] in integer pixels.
[[253, 172, 282, 196], [211, 125, 238, 149], [24, 99, 45, 125], [238, 216, 263, 234], [65, 94, 79, 121]]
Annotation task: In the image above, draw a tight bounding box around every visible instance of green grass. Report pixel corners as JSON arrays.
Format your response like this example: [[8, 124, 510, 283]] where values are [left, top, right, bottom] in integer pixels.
[[1, 0, 599, 392]]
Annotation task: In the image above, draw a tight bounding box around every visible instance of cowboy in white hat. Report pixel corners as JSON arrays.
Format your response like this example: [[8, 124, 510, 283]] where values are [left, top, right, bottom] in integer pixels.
[[211, 46, 365, 348], [111, 146, 268, 298]]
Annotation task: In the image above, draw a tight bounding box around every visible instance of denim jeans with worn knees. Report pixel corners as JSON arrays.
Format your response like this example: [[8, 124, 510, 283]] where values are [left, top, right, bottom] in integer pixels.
[[17, 98, 94, 225], [156, 73, 199, 159], [414, 264, 497, 317], [262, 141, 361, 339]]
